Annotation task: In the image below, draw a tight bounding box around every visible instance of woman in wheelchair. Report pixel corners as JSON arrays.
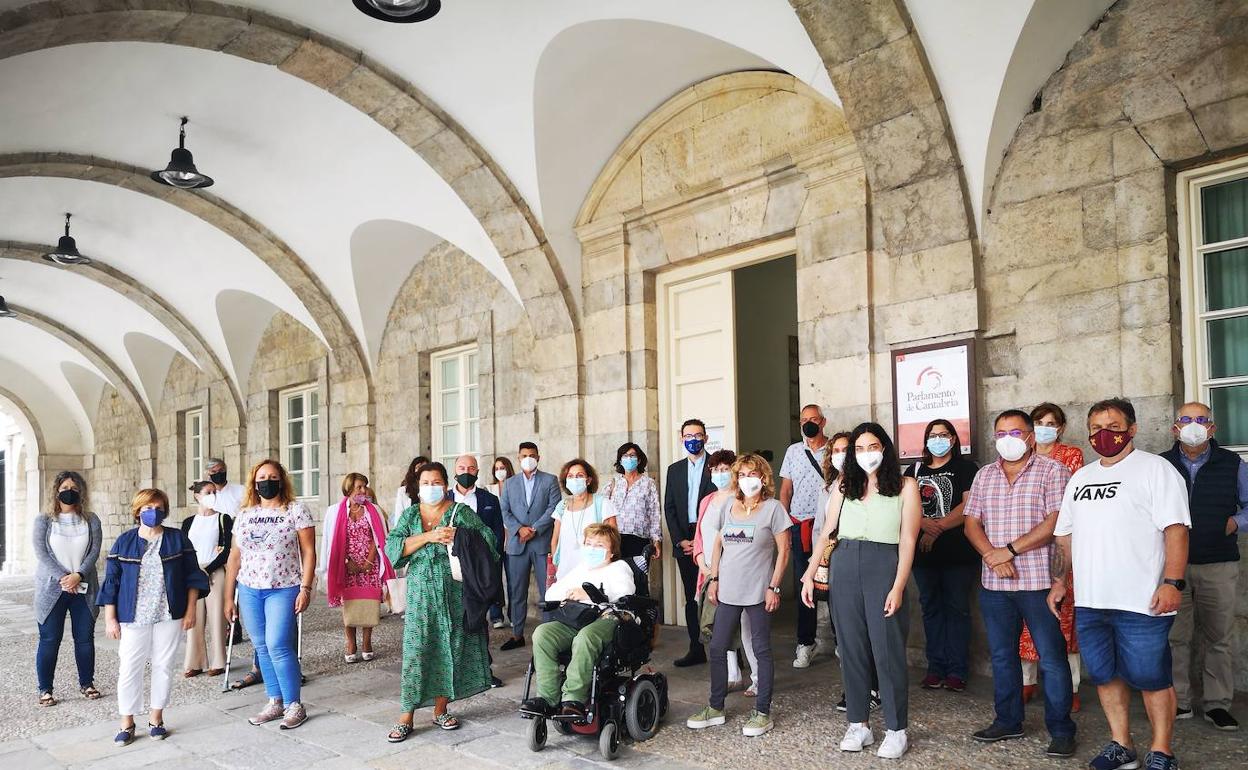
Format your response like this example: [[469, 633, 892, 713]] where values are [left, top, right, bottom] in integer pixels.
[[523, 523, 635, 721]]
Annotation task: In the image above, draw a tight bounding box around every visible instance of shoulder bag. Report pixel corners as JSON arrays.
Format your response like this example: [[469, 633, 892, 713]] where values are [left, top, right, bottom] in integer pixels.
[[446, 506, 463, 582]]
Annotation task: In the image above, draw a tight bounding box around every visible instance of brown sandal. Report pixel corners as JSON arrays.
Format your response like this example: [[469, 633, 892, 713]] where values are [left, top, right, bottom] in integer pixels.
[[183, 669, 203, 678], [205, 668, 225, 677], [81, 685, 101, 700], [39, 691, 57, 707]]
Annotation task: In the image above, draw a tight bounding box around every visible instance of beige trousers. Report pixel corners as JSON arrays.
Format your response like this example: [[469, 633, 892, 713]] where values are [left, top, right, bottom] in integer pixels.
[[1171, 560, 1239, 711], [183, 568, 226, 672]]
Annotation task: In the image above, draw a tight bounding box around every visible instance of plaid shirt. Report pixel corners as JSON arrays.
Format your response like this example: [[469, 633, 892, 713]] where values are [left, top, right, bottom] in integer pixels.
[[964, 453, 1072, 591], [604, 473, 662, 542]]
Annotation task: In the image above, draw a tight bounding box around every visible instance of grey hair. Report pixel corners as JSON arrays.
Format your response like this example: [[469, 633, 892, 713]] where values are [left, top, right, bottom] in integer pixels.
[[205, 458, 226, 470]]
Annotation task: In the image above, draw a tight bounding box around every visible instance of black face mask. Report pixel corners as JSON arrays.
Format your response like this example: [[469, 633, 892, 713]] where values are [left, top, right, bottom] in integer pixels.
[[209, 471, 228, 486], [455, 473, 478, 490], [255, 479, 282, 500], [801, 421, 821, 439], [58, 489, 81, 507]]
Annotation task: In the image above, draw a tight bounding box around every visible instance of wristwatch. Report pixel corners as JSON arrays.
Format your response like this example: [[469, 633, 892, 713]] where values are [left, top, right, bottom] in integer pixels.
[[768, 585, 782, 595], [1163, 578, 1186, 591]]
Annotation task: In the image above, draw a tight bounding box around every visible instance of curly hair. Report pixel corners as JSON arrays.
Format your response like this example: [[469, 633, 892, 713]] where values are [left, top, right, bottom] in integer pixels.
[[731, 453, 775, 502], [839, 422, 903, 501], [47, 470, 88, 518]]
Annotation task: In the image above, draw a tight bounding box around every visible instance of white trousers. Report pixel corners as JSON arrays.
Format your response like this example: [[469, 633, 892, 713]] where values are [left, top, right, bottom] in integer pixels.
[[1022, 652, 1082, 690], [117, 618, 182, 717]]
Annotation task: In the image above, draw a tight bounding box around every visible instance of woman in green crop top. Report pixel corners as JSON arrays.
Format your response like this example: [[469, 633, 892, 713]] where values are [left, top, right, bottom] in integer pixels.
[[800, 422, 920, 759]]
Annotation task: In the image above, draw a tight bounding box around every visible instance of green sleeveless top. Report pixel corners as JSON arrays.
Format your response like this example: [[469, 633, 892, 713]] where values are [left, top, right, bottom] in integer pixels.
[[838, 493, 903, 544]]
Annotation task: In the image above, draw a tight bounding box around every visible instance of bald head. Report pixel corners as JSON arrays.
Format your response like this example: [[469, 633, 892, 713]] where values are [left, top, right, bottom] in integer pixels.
[[453, 454, 479, 491], [1173, 401, 1215, 452]]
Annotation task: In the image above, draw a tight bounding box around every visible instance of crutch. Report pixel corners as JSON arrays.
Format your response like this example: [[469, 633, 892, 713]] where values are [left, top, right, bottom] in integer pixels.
[[297, 595, 308, 685], [221, 587, 239, 692]]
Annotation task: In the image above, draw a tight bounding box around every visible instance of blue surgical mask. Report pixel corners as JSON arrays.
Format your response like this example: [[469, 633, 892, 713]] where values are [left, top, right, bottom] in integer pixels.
[[926, 436, 953, 457], [566, 477, 588, 496], [711, 471, 731, 490], [1035, 425, 1059, 444], [582, 546, 607, 569], [620, 456, 639, 473], [684, 437, 705, 456], [139, 506, 166, 528], [419, 484, 446, 505]]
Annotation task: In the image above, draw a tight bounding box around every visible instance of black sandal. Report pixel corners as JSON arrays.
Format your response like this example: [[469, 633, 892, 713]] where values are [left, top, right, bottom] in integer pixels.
[[230, 670, 262, 691], [387, 723, 414, 743], [39, 691, 57, 707], [80, 685, 101, 700]]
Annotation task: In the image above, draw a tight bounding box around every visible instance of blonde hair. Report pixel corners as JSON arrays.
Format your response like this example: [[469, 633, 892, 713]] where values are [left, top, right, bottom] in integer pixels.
[[130, 488, 170, 522], [241, 459, 296, 508], [340, 472, 369, 497], [582, 522, 621, 561], [732, 453, 776, 501]]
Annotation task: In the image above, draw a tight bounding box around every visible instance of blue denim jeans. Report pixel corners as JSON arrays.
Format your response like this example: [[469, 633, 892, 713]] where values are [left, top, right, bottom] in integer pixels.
[[1076, 607, 1175, 692], [979, 588, 1075, 738], [36, 591, 96, 693], [913, 563, 978, 679], [238, 584, 301, 704], [790, 527, 817, 646]]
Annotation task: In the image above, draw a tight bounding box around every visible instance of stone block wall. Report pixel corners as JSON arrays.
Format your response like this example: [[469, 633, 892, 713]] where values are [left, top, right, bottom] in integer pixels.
[[155, 355, 242, 512], [981, 0, 1248, 689], [89, 386, 153, 548]]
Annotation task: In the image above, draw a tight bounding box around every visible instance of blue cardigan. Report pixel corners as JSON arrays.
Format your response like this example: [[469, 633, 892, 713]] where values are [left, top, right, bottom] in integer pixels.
[[97, 527, 211, 623]]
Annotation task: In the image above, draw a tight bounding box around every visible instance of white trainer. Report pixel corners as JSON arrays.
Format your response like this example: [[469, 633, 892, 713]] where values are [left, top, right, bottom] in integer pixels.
[[840, 722, 874, 752], [876, 729, 909, 759], [793, 643, 816, 669]]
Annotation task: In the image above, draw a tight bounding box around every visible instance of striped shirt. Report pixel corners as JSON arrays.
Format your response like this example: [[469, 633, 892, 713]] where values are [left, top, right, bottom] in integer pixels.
[[603, 474, 662, 542], [964, 453, 1071, 591]]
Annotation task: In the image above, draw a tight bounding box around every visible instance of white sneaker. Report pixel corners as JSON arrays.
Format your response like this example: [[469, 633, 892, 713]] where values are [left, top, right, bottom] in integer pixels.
[[840, 722, 874, 752], [793, 643, 816, 668], [876, 729, 908, 759]]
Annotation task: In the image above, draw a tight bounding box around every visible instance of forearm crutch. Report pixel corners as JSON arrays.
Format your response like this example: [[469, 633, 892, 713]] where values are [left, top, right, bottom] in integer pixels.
[[221, 586, 238, 693]]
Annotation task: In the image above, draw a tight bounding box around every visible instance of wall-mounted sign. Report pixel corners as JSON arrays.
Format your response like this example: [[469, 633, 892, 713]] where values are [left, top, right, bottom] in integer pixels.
[[891, 339, 977, 461]]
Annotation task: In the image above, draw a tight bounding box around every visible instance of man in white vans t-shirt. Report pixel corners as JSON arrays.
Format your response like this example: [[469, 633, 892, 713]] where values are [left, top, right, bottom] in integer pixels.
[[1049, 398, 1190, 770]]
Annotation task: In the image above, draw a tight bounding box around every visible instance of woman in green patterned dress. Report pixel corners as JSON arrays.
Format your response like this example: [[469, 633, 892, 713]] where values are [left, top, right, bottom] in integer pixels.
[[384, 461, 497, 742]]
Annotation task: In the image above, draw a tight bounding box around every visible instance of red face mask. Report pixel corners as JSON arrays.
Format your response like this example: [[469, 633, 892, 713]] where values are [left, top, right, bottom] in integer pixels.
[[1090, 428, 1131, 457]]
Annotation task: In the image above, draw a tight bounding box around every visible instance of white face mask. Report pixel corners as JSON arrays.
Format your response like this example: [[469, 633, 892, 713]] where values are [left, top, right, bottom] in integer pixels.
[[199, 493, 216, 509], [1178, 421, 1209, 447], [856, 450, 884, 474], [830, 452, 846, 472], [494, 468, 508, 482], [737, 476, 763, 498], [996, 435, 1029, 462], [520, 456, 538, 473]]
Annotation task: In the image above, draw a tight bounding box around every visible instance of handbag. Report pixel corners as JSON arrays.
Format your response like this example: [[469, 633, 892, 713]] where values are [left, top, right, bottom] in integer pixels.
[[385, 575, 407, 615], [812, 533, 837, 601], [446, 507, 463, 582], [342, 598, 380, 628], [549, 600, 603, 631]]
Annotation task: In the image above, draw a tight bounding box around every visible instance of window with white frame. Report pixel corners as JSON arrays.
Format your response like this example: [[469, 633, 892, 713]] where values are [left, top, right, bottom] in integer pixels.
[[431, 345, 480, 468], [184, 408, 204, 492], [279, 384, 320, 499], [1181, 160, 1248, 451]]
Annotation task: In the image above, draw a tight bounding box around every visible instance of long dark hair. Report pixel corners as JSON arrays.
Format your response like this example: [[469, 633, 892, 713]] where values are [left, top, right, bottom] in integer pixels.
[[822, 431, 851, 491], [400, 455, 430, 505], [919, 419, 962, 465], [839, 422, 903, 501]]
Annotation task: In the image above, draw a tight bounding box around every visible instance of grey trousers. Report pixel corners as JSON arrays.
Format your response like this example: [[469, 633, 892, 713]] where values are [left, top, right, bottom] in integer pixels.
[[506, 549, 548, 637], [710, 602, 774, 713], [830, 539, 909, 730]]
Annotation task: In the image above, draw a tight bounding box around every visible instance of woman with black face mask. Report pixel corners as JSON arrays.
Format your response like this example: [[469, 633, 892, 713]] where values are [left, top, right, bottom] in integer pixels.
[[33, 470, 104, 707], [223, 459, 317, 730]]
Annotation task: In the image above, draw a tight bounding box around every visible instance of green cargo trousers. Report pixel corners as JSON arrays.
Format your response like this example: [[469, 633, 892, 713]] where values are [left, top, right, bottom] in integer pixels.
[[532, 618, 617, 703]]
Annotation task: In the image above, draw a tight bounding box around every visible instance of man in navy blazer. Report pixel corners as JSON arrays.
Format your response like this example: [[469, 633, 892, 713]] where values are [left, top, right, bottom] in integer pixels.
[[664, 418, 717, 667], [499, 441, 562, 649], [451, 454, 506, 628]]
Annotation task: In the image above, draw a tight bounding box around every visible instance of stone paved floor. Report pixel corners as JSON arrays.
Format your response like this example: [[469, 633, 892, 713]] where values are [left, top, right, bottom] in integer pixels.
[[1, 575, 1243, 768]]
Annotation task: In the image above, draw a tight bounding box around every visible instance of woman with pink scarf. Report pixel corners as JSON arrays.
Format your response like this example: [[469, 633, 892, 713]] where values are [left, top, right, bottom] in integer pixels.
[[320, 473, 395, 662]]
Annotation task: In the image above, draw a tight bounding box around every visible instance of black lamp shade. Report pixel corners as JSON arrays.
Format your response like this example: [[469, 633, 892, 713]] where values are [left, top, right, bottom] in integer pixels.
[[353, 0, 441, 23], [152, 146, 213, 189], [0, 295, 15, 318], [42, 216, 91, 266]]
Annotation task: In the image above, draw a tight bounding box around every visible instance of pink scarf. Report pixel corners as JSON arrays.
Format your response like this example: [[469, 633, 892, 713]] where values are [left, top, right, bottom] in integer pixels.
[[326, 499, 395, 607]]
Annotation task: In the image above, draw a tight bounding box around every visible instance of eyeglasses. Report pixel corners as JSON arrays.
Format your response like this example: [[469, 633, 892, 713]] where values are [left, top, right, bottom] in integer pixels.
[[993, 429, 1030, 439], [1176, 416, 1212, 425], [682, 433, 706, 440]]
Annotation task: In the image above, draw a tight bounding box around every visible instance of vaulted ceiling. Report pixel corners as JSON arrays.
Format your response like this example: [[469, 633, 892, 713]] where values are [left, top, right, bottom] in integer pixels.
[[0, 0, 1115, 455]]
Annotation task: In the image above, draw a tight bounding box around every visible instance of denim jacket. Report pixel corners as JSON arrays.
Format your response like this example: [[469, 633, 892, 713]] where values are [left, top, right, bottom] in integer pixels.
[[97, 527, 211, 623]]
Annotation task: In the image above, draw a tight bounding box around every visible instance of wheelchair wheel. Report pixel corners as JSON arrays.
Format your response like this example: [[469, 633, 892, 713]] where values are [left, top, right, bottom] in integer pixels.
[[598, 721, 620, 761], [527, 717, 547, 752], [625, 679, 660, 741]]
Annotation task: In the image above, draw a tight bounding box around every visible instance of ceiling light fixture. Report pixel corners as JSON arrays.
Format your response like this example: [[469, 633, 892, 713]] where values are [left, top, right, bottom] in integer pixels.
[[151, 116, 214, 189], [352, 0, 442, 23], [42, 213, 91, 266], [0, 295, 15, 318]]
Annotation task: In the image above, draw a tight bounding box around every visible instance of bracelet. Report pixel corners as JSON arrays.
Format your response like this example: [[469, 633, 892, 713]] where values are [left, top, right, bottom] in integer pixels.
[[708, 576, 718, 583], [300, 585, 312, 592], [1005, 542, 1019, 557]]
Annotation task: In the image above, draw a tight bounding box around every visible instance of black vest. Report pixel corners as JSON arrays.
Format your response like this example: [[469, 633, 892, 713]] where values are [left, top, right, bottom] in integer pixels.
[[1161, 441, 1241, 564]]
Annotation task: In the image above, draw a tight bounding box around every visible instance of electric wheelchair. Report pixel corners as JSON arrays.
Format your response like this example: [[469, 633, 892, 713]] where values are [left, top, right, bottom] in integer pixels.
[[518, 582, 669, 761]]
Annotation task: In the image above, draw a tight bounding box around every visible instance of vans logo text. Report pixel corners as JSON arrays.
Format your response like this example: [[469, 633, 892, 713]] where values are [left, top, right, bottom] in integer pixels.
[[1073, 482, 1121, 501]]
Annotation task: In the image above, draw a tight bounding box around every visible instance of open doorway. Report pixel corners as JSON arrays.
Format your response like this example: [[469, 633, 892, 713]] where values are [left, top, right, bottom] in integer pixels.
[[657, 239, 800, 627]]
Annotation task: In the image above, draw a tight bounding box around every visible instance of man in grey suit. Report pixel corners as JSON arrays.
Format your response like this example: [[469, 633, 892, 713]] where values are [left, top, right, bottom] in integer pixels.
[[500, 441, 562, 650]]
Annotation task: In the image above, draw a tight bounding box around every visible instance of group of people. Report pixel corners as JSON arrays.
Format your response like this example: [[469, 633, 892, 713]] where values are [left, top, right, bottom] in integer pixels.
[[29, 397, 1244, 767]]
